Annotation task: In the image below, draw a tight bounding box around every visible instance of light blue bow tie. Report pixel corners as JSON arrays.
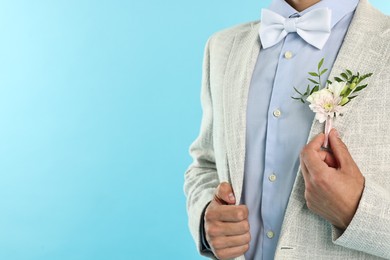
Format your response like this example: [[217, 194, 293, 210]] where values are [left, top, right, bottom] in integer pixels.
[[259, 8, 332, 50]]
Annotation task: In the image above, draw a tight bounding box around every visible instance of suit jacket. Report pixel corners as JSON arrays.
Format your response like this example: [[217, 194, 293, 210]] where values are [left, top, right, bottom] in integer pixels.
[[184, 0, 390, 259]]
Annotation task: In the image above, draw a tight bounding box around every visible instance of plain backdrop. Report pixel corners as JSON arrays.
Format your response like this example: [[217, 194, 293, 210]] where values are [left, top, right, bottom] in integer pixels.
[[0, 1, 389, 259]]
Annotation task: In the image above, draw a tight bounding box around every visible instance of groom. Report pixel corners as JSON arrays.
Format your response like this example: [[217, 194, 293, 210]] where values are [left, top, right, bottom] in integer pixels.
[[185, 0, 390, 259]]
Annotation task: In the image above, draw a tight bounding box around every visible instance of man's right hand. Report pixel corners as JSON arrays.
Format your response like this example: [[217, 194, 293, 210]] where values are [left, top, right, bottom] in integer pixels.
[[204, 182, 250, 260]]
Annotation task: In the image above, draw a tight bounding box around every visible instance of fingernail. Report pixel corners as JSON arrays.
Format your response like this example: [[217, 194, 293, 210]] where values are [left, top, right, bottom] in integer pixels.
[[228, 193, 235, 202]]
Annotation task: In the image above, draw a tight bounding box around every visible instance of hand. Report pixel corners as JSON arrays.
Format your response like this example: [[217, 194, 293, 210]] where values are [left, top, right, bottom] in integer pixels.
[[300, 129, 365, 230], [204, 182, 250, 259]]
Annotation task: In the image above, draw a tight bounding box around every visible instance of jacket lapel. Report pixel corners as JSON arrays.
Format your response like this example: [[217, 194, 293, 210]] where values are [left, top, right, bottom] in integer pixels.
[[223, 24, 260, 204], [307, 0, 386, 141], [280, 0, 387, 243]]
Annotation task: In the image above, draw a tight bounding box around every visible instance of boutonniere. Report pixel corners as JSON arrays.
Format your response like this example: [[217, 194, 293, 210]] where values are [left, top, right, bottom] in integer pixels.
[[292, 58, 373, 148]]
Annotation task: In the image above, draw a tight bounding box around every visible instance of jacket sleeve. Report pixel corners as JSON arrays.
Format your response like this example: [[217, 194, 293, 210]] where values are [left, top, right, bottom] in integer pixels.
[[184, 37, 220, 258], [332, 178, 390, 259]]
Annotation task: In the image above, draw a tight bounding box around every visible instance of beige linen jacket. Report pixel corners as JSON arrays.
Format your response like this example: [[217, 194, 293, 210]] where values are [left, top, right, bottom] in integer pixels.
[[184, 0, 390, 259]]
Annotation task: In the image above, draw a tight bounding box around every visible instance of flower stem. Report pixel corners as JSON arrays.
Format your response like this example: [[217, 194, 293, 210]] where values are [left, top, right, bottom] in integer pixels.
[[323, 116, 333, 148]]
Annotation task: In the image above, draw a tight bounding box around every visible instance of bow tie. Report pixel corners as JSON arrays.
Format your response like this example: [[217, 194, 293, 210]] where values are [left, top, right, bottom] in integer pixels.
[[259, 8, 332, 50]]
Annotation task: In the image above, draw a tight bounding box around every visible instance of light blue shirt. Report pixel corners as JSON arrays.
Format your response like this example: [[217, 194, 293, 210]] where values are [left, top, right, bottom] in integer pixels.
[[241, 0, 359, 259]]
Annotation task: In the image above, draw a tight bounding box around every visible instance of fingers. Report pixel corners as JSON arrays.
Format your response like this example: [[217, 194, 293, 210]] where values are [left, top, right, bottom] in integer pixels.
[[300, 129, 365, 229], [213, 244, 250, 260], [301, 129, 351, 173], [205, 216, 249, 237], [205, 204, 248, 223], [300, 134, 329, 173], [204, 183, 250, 259], [305, 132, 326, 151], [205, 213, 250, 259], [209, 233, 251, 250], [215, 182, 236, 205], [323, 152, 339, 168], [300, 156, 309, 181], [328, 129, 353, 168]]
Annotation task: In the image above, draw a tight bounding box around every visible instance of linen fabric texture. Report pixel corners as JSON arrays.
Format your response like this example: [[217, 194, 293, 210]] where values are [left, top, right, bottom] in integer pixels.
[[184, 0, 390, 259]]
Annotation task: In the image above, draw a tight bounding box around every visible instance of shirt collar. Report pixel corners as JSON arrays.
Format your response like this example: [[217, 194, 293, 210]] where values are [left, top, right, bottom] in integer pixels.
[[267, 0, 359, 28]]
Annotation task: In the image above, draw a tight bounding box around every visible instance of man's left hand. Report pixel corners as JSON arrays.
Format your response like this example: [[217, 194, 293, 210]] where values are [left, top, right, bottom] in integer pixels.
[[300, 129, 365, 230]]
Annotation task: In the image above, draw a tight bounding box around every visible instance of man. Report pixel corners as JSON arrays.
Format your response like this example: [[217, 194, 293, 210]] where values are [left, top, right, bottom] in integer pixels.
[[185, 0, 390, 259]]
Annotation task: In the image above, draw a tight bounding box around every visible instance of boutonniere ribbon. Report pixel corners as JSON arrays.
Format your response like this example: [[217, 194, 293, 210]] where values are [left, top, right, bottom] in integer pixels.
[[292, 58, 373, 148]]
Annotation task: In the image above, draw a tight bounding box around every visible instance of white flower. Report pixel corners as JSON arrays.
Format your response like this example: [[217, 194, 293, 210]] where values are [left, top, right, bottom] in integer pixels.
[[328, 81, 347, 97], [306, 83, 344, 123]]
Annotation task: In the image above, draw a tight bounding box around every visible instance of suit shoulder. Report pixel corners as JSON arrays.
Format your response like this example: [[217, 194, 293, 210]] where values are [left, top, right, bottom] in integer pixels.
[[211, 21, 259, 38], [365, 3, 390, 38], [207, 21, 260, 48], [383, 14, 390, 40], [370, 7, 390, 54]]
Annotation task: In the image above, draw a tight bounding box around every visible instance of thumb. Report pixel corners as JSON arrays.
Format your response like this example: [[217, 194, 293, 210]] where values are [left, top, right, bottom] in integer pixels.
[[329, 129, 352, 168], [214, 182, 236, 205]]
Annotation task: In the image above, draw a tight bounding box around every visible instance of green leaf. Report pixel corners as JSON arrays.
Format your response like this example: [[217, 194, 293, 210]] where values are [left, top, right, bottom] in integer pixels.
[[334, 77, 343, 82], [345, 88, 352, 96], [358, 73, 373, 83], [348, 95, 358, 100], [308, 78, 319, 84], [350, 75, 357, 84], [318, 58, 324, 70], [340, 97, 349, 106], [320, 69, 328, 75], [309, 72, 319, 77], [346, 69, 353, 76], [310, 85, 319, 95], [363, 72, 373, 78], [327, 80, 332, 85], [341, 73, 348, 80], [354, 84, 368, 92], [300, 98, 305, 104], [293, 87, 303, 95], [291, 96, 301, 100], [305, 85, 310, 96]]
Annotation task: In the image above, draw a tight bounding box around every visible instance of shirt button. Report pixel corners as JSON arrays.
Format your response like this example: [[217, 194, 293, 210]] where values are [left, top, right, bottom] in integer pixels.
[[284, 51, 293, 59], [273, 109, 281, 118], [269, 174, 277, 182], [267, 231, 275, 239]]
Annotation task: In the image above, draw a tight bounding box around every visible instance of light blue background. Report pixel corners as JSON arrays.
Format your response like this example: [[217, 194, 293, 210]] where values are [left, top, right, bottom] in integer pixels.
[[0, 1, 388, 259]]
